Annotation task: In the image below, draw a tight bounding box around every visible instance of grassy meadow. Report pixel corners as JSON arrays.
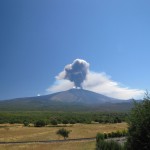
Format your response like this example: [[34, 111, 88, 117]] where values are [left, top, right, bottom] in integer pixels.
[[0, 122, 127, 150], [0, 123, 127, 142]]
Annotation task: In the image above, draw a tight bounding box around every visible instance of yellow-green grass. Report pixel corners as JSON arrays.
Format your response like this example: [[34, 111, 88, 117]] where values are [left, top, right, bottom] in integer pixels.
[[0, 123, 127, 142]]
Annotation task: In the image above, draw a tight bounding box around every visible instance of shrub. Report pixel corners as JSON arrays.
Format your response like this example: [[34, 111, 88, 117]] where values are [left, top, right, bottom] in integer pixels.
[[108, 132, 112, 138], [104, 133, 108, 139], [96, 133, 105, 142], [122, 130, 128, 136], [96, 132, 126, 150], [69, 119, 76, 124], [106, 130, 128, 139], [62, 120, 69, 124], [23, 120, 29, 126], [85, 119, 91, 124], [34, 120, 46, 127], [111, 132, 116, 138], [114, 117, 122, 123], [98, 119, 103, 123], [50, 119, 58, 125], [97, 140, 125, 150]]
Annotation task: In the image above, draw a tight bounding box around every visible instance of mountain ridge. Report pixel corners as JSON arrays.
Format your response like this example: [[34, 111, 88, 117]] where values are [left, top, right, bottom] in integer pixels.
[[0, 89, 133, 112]]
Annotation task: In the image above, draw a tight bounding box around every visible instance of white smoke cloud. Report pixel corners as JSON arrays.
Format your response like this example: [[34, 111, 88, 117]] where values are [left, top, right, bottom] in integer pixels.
[[48, 80, 74, 92], [83, 71, 144, 99], [47, 71, 144, 99]]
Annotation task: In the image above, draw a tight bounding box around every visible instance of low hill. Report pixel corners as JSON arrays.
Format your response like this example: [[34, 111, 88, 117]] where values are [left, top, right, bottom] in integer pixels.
[[0, 89, 133, 111]]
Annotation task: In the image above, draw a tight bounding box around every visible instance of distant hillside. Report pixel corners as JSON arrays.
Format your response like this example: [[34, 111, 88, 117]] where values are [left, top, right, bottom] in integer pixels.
[[0, 89, 134, 111]]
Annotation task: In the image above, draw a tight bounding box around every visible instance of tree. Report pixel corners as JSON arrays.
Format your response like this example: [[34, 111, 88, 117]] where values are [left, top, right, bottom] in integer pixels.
[[127, 93, 150, 150], [56, 128, 71, 140]]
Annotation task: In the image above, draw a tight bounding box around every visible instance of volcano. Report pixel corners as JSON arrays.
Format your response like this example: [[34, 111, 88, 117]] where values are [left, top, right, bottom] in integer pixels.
[[0, 89, 133, 111]]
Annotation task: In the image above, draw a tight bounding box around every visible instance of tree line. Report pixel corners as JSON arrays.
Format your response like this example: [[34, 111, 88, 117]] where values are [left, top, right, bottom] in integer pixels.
[[0, 111, 128, 125]]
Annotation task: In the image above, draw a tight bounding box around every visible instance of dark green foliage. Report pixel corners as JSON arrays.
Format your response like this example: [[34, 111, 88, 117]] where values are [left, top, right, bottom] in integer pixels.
[[85, 119, 91, 124], [111, 132, 116, 138], [107, 133, 112, 138], [104, 133, 108, 139], [122, 130, 128, 137], [34, 120, 46, 127], [96, 133, 105, 142], [96, 132, 127, 150], [23, 120, 29, 126], [96, 130, 128, 140], [96, 140, 125, 150], [126, 93, 150, 150], [114, 117, 122, 123], [62, 120, 69, 124], [56, 128, 71, 140], [50, 119, 58, 125], [0, 111, 128, 125], [69, 119, 76, 124]]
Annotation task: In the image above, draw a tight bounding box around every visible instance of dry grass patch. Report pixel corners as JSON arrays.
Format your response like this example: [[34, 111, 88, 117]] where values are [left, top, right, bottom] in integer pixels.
[[0, 123, 127, 142], [0, 141, 96, 150]]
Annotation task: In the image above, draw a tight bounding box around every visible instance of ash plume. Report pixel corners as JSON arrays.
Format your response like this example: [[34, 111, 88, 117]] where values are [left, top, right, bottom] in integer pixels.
[[57, 59, 89, 88]]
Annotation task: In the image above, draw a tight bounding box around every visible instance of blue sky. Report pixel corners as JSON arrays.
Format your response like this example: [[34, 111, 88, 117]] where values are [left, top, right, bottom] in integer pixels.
[[0, 0, 150, 100]]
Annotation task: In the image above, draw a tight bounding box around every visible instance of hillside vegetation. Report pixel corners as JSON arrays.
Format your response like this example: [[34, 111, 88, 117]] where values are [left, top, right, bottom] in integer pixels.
[[0, 111, 128, 124]]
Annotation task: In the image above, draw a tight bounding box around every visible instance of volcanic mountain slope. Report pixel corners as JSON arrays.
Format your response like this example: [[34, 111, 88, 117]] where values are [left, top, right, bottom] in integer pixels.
[[47, 89, 124, 103], [0, 89, 133, 111]]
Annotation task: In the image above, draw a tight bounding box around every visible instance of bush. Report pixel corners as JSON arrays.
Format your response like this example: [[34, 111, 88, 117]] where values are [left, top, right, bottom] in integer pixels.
[[23, 120, 29, 126], [108, 133, 112, 138], [96, 133, 105, 142], [96, 132, 126, 150], [34, 120, 46, 127], [85, 119, 91, 124], [62, 120, 69, 124], [114, 117, 122, 123], [104, 133, 108, 139], [96, 130, 128, 141], [98, 119, 103, 123], [111, 132, 116, 138], [69, 119, 76, 124], [122, 130, 128, 136], [50, 119, 58, 125], [97, 140, 125, 150]]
